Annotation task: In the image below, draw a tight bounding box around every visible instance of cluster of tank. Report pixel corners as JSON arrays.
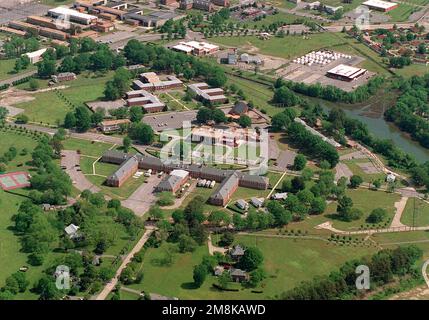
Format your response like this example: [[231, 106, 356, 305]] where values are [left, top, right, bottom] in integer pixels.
[[197, 179, 216, 188], [293, 51, 352, 66]]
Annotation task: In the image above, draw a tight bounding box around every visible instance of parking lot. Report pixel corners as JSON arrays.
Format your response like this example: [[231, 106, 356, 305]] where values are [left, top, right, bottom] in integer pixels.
[[143, 107, 231, 132], [276, 52, 376, 92], [0, 1, 51, 25]]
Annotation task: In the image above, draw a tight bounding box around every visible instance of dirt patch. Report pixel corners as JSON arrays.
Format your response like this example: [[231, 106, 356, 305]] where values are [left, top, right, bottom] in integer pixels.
[[357, 162, 381, 174], [0, 88, 35, 106]]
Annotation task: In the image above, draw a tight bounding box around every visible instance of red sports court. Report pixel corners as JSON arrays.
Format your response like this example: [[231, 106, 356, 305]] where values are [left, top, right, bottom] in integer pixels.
[[0, 171, 31, 190]]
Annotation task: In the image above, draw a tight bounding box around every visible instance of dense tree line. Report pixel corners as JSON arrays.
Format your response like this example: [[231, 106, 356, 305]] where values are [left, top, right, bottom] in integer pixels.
[[3, 36, 40, 58], [384, 75, 429, 149], [123, 40, 227, 88], [274, 76, 384, 104], [280, 245, 422, 300]]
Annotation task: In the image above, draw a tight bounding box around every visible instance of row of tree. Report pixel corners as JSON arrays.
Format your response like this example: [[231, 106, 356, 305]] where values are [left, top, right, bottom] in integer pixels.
[[280, 245, 422, 299]]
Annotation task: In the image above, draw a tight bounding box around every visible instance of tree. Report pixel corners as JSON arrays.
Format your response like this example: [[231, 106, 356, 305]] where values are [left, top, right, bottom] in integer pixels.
[[293, 154, 307, 171], [28, 78, 40, 91], [238, 246, 264, 271], [37, 59, 56, 78], [249, 268, 266, 287], [33, 276, 61, 300], [193, 264, 207, 288], [74, 106, 92, 132], [179, 234, 198, 253], [212, 108, 227, 123], [63, 112, 76, 129], [123, 136, 131, 153], [148, 205, 163, 220], [0, 107, 9, 123], [366, 208, 387, 224], [129, 106, 143, 123], [129, 123, 154, 145], [349, 175, 363, 188], [196, 107, 212, 123], [104, 67, 132, 100], [219, 231, 234, 246], [217, 271, 231, 289], [238, 115, 252, 128], [310, 197, 326, 215], [372, 179, 382, 190]]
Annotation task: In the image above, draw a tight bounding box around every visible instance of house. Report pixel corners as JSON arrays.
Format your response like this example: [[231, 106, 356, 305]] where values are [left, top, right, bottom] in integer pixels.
[[236, 199, 249, 211], [324, 5, 343, 14], [230, 268, 249, 282], [126, 90, 166, 113], [51, 72, 77, 83], [64, 224, 81, 240], [226, 52, 237, 65], [99, 119, 130, 133], [171, 41, 219, 56], [386, 173, 396, 183], [272, 192, 288, 200], [251, 197, 264, 208], [230, 245, 245, 260], [240, 53, 262, 65], [133, 73, 183, 92]]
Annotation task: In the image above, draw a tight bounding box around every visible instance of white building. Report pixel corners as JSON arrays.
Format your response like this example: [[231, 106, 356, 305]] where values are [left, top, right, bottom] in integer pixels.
[[362, 0, 398, 12], [48, 6, 98, 25], [386, 173, 396, 183], [251, 197, 264, 208], [171, 41, 219, 56], [236, 199, 249, 211], [64, 224, 80, 239], [272, 192, 288, 200], [24, 48, 48, 64]]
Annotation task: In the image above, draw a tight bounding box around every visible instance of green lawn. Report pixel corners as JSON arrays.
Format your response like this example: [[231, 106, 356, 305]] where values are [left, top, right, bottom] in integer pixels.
[[0, 130, 39, 172], [127, 235, 376, 299], [211, 33, 346, 60], [400, 198, 429, 227], [327, 189, 400, 231], [395, 64, 429, 78], [16, 72, 113, 126], [62, 138, 114, 157], [0, 59, 36, 81], [388, 4, 419, 22], [341, 159, 386, 183]]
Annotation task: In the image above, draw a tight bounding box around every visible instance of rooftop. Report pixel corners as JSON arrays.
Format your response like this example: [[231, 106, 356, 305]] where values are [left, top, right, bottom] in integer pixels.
[[363, 0, 398, 9]]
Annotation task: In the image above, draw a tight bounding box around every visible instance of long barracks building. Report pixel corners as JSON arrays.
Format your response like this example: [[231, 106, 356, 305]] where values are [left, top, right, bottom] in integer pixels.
[[101, 150, 269, 205]]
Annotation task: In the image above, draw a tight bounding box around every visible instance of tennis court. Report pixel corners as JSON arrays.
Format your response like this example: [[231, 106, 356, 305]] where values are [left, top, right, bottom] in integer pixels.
[[0, 172, 31, 190]]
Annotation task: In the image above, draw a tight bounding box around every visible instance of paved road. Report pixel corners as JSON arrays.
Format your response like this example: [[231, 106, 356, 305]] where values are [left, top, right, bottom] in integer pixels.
[[0, 70, 38, 87], [95, 227, 155, 300], [61, 150, 101, 193]]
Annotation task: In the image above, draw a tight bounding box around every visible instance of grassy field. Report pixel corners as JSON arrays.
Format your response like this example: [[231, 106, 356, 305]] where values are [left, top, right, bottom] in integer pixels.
[[400, 198, 429, 227], [0, 59, 36, 81], [388, 3, 418, 22], [16, 72, 113, 125], [327, 189, 401, 231], [0, 131, 39, 172], [395, 64, 429, 78], [62, 138, 114, 157], [341, 159, 386, 183], [126, 235, 376, 299], [211, 33, 346, 60]]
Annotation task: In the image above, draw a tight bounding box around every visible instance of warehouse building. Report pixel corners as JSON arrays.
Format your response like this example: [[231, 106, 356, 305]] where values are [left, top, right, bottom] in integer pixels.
[[99, 150, 269, 205], [48, 7, 98, 25], [99, 119, 130, 133], [171, 41, 219, 56], [126, 90, 166, 113], [106, 155, 139, 187], [326, 64, 367, 82], [133, 72, 183, 92], [187, 83, 227, 104], [25, 48, 48, 64], [362, 0, 398, 12]]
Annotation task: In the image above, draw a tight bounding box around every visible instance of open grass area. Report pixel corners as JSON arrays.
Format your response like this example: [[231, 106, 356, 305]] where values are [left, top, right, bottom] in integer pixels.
[[62, 138, 114, 158], [388, 3, 418, 22], [326, 189, 400, 231], [395, 64, 429, 78], [211, 33, 346, 60], [233, 144, 261, 161], [16, 72, 113, 126], [225, 74, 279, 116], [400, 198, 429, 228], [0, 59, 36, 81], [86, 172, 146, 199], [127, 235, 376, 299], [341, 159, 386, 183], [0, 131, 39, 172]]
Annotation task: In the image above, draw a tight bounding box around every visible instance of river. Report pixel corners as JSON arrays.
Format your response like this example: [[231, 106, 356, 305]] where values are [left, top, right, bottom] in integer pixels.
[[308, 94, 429, 163]]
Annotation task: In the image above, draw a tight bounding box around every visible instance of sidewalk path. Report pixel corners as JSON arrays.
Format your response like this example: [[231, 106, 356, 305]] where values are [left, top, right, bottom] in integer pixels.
[[95, 227, 155, 300], [390, 197, 408, 229]]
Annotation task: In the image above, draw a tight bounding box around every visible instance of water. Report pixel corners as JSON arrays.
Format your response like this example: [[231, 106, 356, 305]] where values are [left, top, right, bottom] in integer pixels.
[[309, 96, 429, 164]]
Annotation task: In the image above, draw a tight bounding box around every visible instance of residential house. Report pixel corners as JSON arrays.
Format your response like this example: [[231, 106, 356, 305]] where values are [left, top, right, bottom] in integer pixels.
[[236, 199, 249, 211]]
